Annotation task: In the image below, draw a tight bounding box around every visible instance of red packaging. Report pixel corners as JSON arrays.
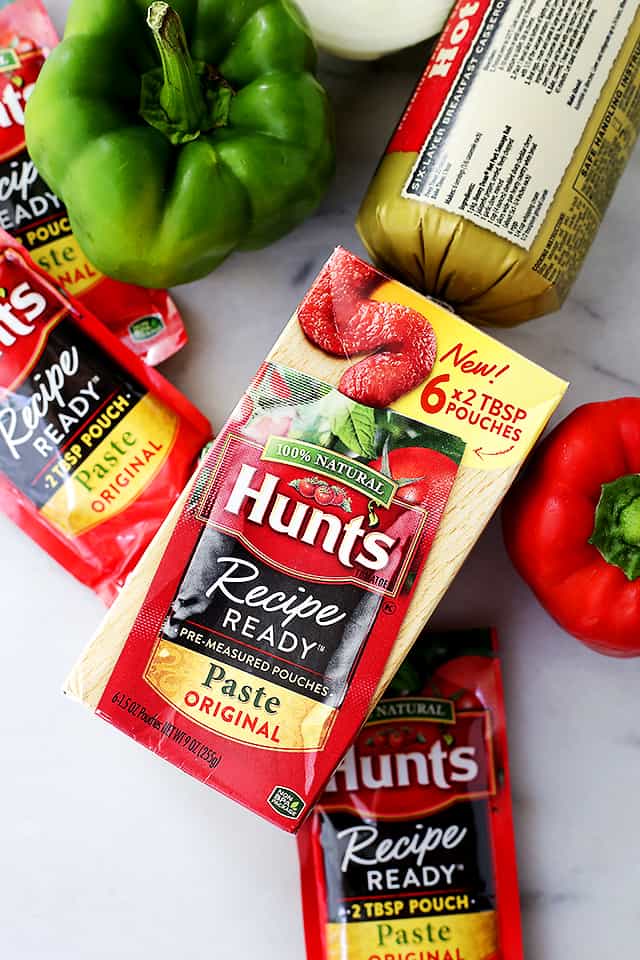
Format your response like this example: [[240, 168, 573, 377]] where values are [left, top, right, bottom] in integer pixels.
[[0, 231, 211, 603], [0, 0, 187, 365], [89, 358, 465, 829], [298, 628, 523, 960], [65, 248, 564, 831]]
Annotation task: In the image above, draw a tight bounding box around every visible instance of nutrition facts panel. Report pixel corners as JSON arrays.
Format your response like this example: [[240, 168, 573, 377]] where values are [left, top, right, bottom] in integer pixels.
[[404, 0, 640, 248]]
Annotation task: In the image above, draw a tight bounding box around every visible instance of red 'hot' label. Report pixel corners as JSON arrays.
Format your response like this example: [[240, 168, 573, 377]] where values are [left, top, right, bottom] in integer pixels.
[[96, 363, 466, 828], [388, 0, 491, 154]]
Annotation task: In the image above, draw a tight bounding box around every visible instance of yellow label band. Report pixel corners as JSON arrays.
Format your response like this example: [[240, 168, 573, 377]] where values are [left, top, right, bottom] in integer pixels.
[[375, 282, 567, 470], [41, 393, 178, 536], [31, 230, 103, 297], [145, 639, 336, 752], [327, 911, 497, 960]]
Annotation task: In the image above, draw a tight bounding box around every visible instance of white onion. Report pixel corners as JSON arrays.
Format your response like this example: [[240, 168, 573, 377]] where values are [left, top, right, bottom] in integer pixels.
[[295, 0, 454, 60]]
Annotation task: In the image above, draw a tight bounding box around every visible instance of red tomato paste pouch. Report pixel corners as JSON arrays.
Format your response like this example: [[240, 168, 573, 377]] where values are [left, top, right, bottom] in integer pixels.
[[89, 360, 465, 828], [0, 232, 211, 603], [0, 0, 187, 366], [298, 628, 523, 960]]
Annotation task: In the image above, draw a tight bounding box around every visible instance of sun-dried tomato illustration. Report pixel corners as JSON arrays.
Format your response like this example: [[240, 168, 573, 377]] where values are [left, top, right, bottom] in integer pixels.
[[298, 251, 437, 408], [297, 249, 380, 354], [337, 300, 437, 407]]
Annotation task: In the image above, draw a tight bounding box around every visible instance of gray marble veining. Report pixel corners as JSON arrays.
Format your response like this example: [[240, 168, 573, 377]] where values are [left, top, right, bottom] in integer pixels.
[[1, 5, 639, 959]]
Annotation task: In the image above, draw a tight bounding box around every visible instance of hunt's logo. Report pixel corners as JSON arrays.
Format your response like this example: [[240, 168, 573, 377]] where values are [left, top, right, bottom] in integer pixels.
[[226, 463, 398, 572], [0, 47, 43, 159], [196, 434, 429, 597], [321, 703, 496, 819], [0, 71, 33, 126], [262, 436, 398, 508], [0, 252, 62, 391], [0, 279, 47, 348]]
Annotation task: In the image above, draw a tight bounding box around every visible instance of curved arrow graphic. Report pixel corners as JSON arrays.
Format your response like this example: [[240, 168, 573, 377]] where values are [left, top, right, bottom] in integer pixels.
[[473, 444, 516, 461]]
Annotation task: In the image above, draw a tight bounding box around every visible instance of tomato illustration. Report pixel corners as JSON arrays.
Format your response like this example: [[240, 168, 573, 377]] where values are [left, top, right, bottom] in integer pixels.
[[314, 484, 334, 506], [297, 248, 380, 355], [297, 251, 436, 407], [0, 33, 34, 53], [331, 485, 347, 505], [388, 730, 406, 750], [427, 656, 492, 710], [371, 447, 459, 506], [298, 478, 318, 498], [15, 37, 36, 54], [361, 729, 389, 753]]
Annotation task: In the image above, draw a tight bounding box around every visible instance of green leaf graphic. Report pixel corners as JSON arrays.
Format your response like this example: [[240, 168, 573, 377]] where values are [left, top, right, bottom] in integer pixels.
[[330, 398, 376, 458]]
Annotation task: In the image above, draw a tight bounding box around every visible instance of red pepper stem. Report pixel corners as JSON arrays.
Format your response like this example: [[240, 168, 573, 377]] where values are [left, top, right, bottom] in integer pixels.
[[589, 473, 640, 581], [146, 2, 206, 137]]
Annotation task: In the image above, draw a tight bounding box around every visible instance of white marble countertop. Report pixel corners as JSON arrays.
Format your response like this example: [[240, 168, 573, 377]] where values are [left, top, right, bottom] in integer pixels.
[[2, 4, 640, 958]]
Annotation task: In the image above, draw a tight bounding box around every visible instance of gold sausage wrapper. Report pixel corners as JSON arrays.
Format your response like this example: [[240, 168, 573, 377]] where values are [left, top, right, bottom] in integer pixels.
[[357, 0, 640, 326]]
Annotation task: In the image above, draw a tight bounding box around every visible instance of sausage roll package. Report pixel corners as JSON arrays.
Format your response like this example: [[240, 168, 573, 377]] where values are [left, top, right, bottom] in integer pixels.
[[358, 0, 640, 326], [298, 628, 523, 960], [65, 248, 566, 831], [0, 0, 187, 365], [0, 231, 211, 603]]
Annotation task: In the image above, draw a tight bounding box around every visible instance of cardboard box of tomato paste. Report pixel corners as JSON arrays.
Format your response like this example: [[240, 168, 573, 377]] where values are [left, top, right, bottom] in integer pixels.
[[65, 249, 567, 831]]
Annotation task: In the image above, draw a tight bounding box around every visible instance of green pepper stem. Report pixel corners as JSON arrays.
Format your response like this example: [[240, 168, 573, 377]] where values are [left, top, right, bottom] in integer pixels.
[[146, 2, 206, 137], [590, 473, 640, 580]]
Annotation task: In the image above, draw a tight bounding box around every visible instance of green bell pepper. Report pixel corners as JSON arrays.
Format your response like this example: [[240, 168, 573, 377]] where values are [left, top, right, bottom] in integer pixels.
[[25, 0, 335, 287]]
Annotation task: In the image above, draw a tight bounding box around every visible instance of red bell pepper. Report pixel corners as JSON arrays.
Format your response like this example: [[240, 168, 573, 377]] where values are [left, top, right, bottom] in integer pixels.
[[503, 398, 640, 657]]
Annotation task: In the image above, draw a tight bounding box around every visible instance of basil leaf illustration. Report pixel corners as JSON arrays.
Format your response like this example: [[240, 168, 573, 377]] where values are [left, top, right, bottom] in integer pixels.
[[330, 397, 376, 458]]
